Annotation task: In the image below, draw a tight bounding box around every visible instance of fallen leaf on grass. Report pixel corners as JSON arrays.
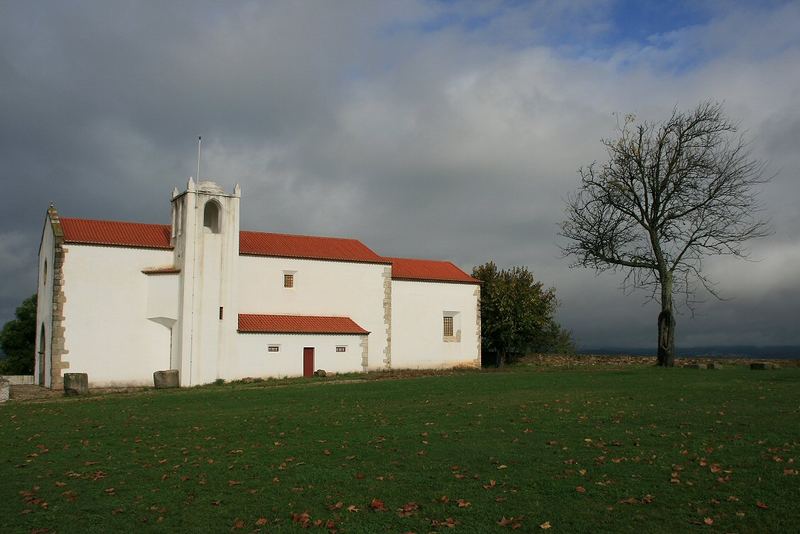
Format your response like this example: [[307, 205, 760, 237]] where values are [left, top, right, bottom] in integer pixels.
[[255, 517, 268, 526], [457, 499, 471, 508], [328, 501, 344, 511], [232, 518, 245, 529], [346, 505, 360, 513], [756, 501, 769, 510], [498, 516, 523, 529], [619, 497, 638, 505], [370, 498, 387, 511], [431, 517, 459, 528], [397, 502, 419, 517], [540, 521, 552, 529], [575, 486, 586, 494], [89, 471, 107, 481], [291, 512, 311, 527]]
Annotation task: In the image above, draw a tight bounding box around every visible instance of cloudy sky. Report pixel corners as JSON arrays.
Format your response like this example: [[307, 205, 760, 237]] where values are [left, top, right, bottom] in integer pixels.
[[2, 0, 798, 349]]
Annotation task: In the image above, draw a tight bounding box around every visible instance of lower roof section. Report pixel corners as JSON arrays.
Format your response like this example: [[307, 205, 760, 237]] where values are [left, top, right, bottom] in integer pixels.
[[384, 257, 480, 284], [238, 314, 369, 335]]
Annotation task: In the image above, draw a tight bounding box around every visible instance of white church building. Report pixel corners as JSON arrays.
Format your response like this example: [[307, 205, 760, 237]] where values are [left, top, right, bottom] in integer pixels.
[[34, 180, 481, 388]]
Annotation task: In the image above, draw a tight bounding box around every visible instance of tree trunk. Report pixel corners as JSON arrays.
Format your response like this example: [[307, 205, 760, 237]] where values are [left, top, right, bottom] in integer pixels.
[[657, 272, 675, 367], [657, 310, 675, 367], [496, 351, 505, 368]]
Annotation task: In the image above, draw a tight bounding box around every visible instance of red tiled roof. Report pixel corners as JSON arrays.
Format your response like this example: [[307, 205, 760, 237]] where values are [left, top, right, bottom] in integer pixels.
[[240, 230, 388, 264], [238, 314, 369, 335], [57, 219, 470, 283], [58, 218, 386, 263], [386, 257, 479, 284], [61, 218, 172, 249]]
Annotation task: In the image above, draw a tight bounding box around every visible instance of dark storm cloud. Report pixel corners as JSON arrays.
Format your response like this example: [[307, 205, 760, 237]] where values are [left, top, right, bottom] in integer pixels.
[[1, 1, 799, 348]]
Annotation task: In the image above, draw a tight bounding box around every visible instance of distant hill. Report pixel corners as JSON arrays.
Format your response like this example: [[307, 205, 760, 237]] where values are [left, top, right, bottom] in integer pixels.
[[580, 346, 800, 359]]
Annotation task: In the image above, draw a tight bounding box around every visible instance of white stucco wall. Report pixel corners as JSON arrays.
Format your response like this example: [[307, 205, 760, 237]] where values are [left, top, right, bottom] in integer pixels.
[[391, 280, 480, 369], [233, 333, 366, 378], [34, 218, 56, 387], [237, 256, 388, 369], [146, 273, 179, 323], [61, 245, 175, 386]]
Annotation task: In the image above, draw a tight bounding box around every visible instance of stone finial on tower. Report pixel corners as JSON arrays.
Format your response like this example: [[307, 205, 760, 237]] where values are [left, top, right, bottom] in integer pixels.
[[47, 202, 59, 221], [233, 183, 241, 197], [187, 177, 196, 192], [172, 187, 180, 199]]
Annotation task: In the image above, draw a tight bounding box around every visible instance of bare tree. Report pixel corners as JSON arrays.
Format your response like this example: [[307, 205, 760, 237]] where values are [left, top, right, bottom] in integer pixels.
[[561, 102, 771, 367]]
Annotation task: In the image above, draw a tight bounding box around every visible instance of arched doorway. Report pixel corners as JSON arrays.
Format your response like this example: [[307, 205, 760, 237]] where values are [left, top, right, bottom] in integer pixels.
[[38, 324, 46, 385]]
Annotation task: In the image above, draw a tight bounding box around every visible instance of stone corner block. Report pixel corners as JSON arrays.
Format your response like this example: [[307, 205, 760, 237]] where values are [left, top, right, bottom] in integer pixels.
[[63, 373, 88, 396], [153, 369, 180, 389]]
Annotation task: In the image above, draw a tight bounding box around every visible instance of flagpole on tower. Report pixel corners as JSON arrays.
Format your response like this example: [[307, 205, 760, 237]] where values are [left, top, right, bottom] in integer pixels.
[[196, 136, 202, 183]]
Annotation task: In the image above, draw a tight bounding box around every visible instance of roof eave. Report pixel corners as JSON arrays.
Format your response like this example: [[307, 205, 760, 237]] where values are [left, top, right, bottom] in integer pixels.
[[391, 276, 481, 285], [237, 330, 370, 335], [64, 240, 174, 251], [239, 252, 391, 265]]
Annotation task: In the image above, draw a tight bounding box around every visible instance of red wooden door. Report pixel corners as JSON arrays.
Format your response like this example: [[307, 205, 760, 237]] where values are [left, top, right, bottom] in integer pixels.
[[303, 347, 314, 377]]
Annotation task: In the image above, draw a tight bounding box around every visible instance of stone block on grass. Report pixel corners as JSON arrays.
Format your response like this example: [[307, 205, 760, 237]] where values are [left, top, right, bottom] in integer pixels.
[[153, 370, 179, 389], [64, 373, 88, 396], [685, 363, 707, 369]]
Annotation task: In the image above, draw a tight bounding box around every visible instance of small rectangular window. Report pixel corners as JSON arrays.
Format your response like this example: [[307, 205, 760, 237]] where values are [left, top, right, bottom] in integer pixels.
[[267, 345, 280, 353], [336, 346, 347, 353], [219, 307, 224, 320], [443, 316, 454, 337], [284, 273, 294, 288]]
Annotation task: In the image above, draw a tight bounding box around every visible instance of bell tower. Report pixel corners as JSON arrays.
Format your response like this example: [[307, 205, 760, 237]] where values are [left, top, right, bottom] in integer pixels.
[[171, 178, 241, 386]]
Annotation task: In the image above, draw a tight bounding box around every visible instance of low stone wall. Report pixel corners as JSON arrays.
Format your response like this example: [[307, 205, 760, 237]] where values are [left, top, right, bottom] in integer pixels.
[[0, 375, 35, 385]]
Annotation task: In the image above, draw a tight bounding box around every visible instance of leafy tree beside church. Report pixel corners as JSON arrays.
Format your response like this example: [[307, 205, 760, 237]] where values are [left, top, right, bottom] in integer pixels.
[[0, 294, 37, 375], [472, 262, 573, 366]]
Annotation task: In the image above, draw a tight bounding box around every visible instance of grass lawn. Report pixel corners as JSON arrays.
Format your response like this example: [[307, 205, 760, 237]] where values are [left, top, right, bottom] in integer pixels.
[[1, 364, 799, 533]]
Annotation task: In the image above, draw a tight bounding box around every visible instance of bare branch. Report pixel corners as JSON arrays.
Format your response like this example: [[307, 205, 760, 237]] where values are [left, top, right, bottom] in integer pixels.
[[560, 101, 771, 309]]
